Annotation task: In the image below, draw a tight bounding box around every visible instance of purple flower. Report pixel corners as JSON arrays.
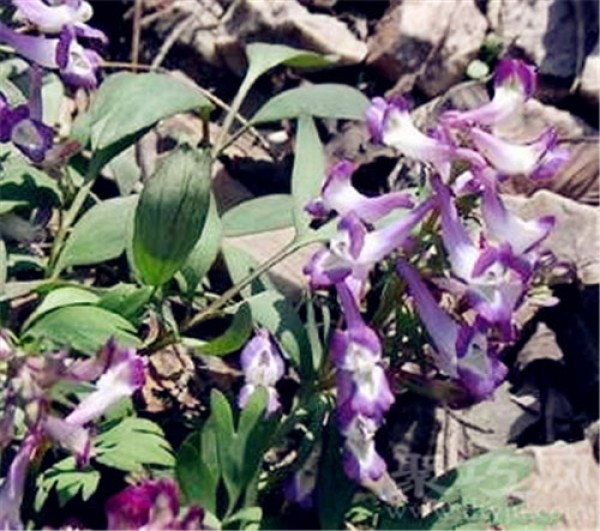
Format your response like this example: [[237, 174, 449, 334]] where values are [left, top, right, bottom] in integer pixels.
[[105, 479, 202, 530], [42, 415, 92, 466], [396, 259, 507, 402], [480, 177, 555, 255], [65, 345, 145, 425], [366, 96, 455, 179], [14, 0, 90, 33], [238, 329, 285, 416], [304, 197, 435, 292], [469, 127, 568, 180], [339, 414, 387, 483], [0, 432, 40, 530], [283, 443, 321, 509], [305, 159, 414, 222], [443, 58, 537, 127], [434, 178, 526, 336], [0, 22, 102, 88]]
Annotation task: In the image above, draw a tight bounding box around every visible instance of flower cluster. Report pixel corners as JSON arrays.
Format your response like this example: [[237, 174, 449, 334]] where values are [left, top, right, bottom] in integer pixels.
[[0, 0, 105, 163], [105, 478, 202, 530], [304, 58, 566, 486], [0, 0, 105, 89], [0, 338, 145, 529], [238, 329, 285, 416]]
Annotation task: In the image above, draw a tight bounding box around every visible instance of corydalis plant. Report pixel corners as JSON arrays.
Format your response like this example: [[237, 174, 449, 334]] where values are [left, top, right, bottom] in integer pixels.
[[304, 57, 565, 492]]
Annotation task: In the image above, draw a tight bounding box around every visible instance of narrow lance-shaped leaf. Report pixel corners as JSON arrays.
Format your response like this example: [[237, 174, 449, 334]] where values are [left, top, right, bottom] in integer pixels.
[[222, 194, 294, 237], [291, 115, 325, 236], [251, 84, 370, 124], [133, 146, 211, 286]]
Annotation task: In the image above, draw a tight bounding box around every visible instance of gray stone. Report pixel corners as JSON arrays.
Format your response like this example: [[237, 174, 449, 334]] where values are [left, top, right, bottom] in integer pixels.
[[502, 190, 600, 285], [580, 51, 600, 108], [367, 0, 487, 96], [488, 0, 598, 80]]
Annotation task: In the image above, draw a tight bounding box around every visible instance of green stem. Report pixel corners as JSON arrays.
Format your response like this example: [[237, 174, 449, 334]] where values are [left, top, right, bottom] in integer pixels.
[[46, 180, 95, 278], [142, 234, 323, 354], [214, 76, 254, 154]]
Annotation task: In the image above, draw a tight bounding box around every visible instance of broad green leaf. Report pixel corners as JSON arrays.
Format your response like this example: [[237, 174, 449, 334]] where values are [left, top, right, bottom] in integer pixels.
[[291, 115, 325, 235], [429, 449, 534, 504], [0, 239, 6, 294], [133, 146, 211, 286], [222, 195, 294, 237], [176, 431, 219, 514], [34, 457, 100, 511], [0, 156, 61, 213], [23, 286, 99, 329], [24, 305, 139, 354], [55, 195, 138, 273], [179, 195, 222, 294], [97, 283, 153, 321], [96, 417, 174, 472], [245, 290, 311, 376], [224, 507, 263, 529], [71, 72, 213, 152], [251, 84, 370, 124], [244, 43, 331, 89], [197, 304, 253, 356], [106, 144, 142, 196]]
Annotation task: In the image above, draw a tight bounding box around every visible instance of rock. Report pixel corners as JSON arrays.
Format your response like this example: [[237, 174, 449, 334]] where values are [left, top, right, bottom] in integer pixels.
[[416, 1, 488, 97], [487, 0, 599, 81], [518, 440, 599, 529], [367, 0, 487, 97], [215, 0, 367, 73], [502, 190, 600, 285], [579, 49, 600, 108]]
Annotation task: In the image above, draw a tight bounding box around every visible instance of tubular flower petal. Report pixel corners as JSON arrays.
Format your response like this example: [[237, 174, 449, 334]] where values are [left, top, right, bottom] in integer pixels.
[[0, 22, 101, 88], [305, 159, 414, 222], [65, 346, 145, 425], [366, 96, 455, 178], [13, 0, 93, 34], [238, 329, 285, 416], [434, 178, 526, 336], [340, 414, 387, 483], [105, 478, 202, 530], [443, 58, 537, 127], [469, 127, 568, 180], [43, 415, 92, 466], [283, 443, 321, 509], [0, 432, 40, 530], [304, 197, 435, 290], [396, 260, 507, 403], [480, 178, 555, 255]]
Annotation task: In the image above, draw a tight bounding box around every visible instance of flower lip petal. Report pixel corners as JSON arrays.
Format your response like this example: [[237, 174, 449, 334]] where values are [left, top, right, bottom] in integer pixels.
[[494, 57, 537, 98]]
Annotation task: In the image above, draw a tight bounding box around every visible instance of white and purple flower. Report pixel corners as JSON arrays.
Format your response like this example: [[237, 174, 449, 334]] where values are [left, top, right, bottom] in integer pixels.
[[105, 478, 203, 530], [305, 159, 414, 222], [238, 329, 285, 416], [442, 58, 537, 127], [396, 259, 507, 404]]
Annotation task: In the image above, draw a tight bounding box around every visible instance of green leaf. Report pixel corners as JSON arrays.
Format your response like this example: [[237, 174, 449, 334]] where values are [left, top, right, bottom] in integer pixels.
[[428, 449, 534, 504], [55, 195, 138, 273], [245, 290, 311, 376], [96, 417, 175, 472], [176, 431, 219, 514], [222, 243, 278, 296], [96, 283, 153, 321], [251, 84, 370, 124], [179, 195, 222, 294], [0, 156, 61, 213], [244, 43, 331, 89], [222, 195, 294, 237], [317, 416, 356, 530], [71, 72, 213, 152], [197, 304, 253, 356], [291, 115, 325, 235], [133, 146, 211, 286], [23, 286, 99, 329], [0, 239, 7, 294], [24, 305, 139, 354], [35, 457, 100, 511]]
